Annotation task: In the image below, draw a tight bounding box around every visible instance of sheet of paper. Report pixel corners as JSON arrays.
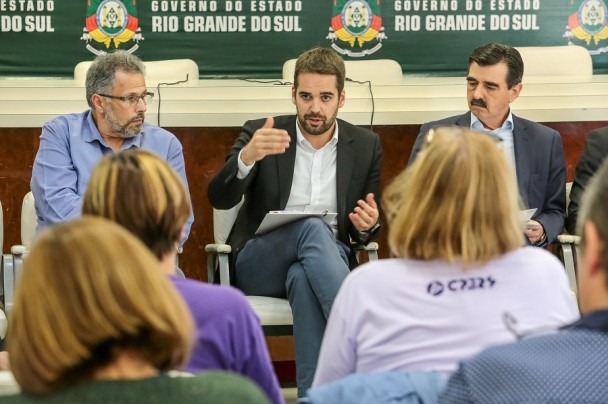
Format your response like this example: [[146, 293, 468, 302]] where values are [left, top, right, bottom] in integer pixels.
[[520, 208, 537, 223], [255, 211, 337, 236]]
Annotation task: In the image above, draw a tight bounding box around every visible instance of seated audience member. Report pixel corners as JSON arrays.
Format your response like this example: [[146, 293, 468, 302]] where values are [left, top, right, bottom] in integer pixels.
[[440, 158, 608, 403], [565, 126, 608, 234], [3, 218, 269, 403], [312, 127, 579, 389], [409, 43, 566, 247], [81, 149, 282, 404]]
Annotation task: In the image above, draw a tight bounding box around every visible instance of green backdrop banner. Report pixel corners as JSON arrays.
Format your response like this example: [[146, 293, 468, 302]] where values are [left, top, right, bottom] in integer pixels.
[[1, 0, 608, 78]]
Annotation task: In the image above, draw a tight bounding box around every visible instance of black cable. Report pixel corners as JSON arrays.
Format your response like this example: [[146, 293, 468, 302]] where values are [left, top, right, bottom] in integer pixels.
[[156, 74, 190, 127], [241, 79, 293, 85], [155, 76, 372, 129], [241, 77, 375, 131], [346, 77, 375, 132]]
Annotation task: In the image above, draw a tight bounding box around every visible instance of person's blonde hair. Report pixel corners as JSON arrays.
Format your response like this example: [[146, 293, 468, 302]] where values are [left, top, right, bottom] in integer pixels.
[[7, 217, 194, 395], [384, 126, 523, 264], [82, 149, 191, 259]]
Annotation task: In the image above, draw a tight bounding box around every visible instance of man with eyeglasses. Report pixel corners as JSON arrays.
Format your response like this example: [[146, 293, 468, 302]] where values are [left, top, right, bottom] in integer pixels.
[[408, 42, 566, 248], [30, 50, 193, 241]]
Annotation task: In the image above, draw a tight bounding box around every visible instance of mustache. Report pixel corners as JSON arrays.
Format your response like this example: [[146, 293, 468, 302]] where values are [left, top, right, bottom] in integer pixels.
[[118, 114, 144, 132], [304, 113, 326, 120], [131, 113, 145, 122], [471, 98, 487, 108]]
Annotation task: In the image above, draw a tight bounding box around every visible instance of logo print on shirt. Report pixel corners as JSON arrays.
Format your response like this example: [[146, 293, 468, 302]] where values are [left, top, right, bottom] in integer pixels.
[[427, 281, 444, 296], [426, 276, 496, 296]]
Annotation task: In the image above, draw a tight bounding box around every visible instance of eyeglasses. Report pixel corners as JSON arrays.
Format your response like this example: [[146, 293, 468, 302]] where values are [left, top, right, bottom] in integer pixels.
[[97, 92, 154, 106]]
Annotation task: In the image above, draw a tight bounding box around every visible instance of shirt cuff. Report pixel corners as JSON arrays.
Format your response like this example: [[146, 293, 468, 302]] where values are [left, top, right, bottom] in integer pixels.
[[357, 221, 381, 240], [533, 229, 547, 247], [237, 149, 255, 179]]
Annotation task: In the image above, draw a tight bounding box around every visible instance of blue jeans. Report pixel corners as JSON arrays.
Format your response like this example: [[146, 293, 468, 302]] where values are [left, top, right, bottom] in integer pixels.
[[235, 217, 350, 397]]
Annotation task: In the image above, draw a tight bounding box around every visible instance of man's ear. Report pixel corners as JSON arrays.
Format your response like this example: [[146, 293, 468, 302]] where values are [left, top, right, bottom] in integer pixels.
[[291, 86, 296, 105], [338, 89, 346, 108], [583, 221, 603, 279], [91, 94, 105, 113], [578, 221, 605, 314], [509, 83, 522, 103]]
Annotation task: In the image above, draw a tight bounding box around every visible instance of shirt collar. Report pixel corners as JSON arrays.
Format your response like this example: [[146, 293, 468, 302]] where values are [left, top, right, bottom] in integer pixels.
[[567, 310, 608, 333], [83, 110, 101, 143], [470, 111, 514, 134], [83, 110, 143, 149]]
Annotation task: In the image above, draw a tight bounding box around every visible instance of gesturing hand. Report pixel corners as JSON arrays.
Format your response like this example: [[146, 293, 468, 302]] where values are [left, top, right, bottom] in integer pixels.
[[349, 193, 379, 232], [240, 116, 291, 166]]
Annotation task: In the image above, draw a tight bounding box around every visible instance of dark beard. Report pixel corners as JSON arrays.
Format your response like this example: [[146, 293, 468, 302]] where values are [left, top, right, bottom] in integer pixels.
[[298, 113, 334, 136]]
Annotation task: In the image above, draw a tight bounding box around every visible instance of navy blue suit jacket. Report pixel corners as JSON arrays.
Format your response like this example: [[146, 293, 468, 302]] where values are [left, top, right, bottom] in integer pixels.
[[409, 112, 566, 246], [566, 127, 608, 234]]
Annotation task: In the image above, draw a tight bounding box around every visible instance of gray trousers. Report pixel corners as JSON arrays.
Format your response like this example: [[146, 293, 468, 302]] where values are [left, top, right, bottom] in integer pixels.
[[236, 217, 350, 397]]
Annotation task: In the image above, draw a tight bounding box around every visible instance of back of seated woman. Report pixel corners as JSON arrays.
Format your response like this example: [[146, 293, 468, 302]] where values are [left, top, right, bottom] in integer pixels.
[[313, 127, 579, 386], [81, 149, 282, 404], [4, 217, 269, 403]]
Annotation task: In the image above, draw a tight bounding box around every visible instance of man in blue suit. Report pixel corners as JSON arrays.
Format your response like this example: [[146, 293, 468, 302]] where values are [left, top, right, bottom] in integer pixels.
[[439, 158, 608, 403], [409, 43, 566, 247]]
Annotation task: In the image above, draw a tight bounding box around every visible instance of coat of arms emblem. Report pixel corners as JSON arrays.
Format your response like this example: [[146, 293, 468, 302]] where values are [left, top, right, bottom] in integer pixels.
[[327, 0, 386, 57], [564, 0, 608, 55], [80, 0, 143, 55]]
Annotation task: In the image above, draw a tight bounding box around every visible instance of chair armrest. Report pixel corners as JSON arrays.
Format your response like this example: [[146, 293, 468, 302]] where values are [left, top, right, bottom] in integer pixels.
[[556, 234, 580, 244], [205, 244, 231, 286], [358, 242, 379, 251], [353, 241, 379, 262], [0, 309, 6, 340], [552, 234, 581, 295], [10, 245, 27, 256], [205, 244, 232, 254], [2, 247, 26, 313]]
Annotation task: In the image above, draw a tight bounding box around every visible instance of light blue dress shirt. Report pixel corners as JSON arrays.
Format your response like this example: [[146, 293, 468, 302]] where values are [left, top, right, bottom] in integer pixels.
[[30, 110, 194, 242], [471, 112, 517, 177]]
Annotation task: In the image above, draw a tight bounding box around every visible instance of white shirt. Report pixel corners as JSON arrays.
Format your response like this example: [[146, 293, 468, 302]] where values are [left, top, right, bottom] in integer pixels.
[[471, 111, 517, 177], [237, 120, 339, 229], [313, 247, 580, 386]]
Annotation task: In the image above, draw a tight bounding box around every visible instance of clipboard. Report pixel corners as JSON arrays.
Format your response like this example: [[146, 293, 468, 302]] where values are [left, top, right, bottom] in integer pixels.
[[255, 211, 337, 236]]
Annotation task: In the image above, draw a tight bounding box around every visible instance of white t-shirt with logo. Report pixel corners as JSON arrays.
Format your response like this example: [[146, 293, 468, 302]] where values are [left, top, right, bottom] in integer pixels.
[[313, 246, 580, 386]]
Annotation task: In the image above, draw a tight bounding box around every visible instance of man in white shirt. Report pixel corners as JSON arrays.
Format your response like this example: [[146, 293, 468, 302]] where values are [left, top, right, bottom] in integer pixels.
[[208, 47, 383, 397]]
